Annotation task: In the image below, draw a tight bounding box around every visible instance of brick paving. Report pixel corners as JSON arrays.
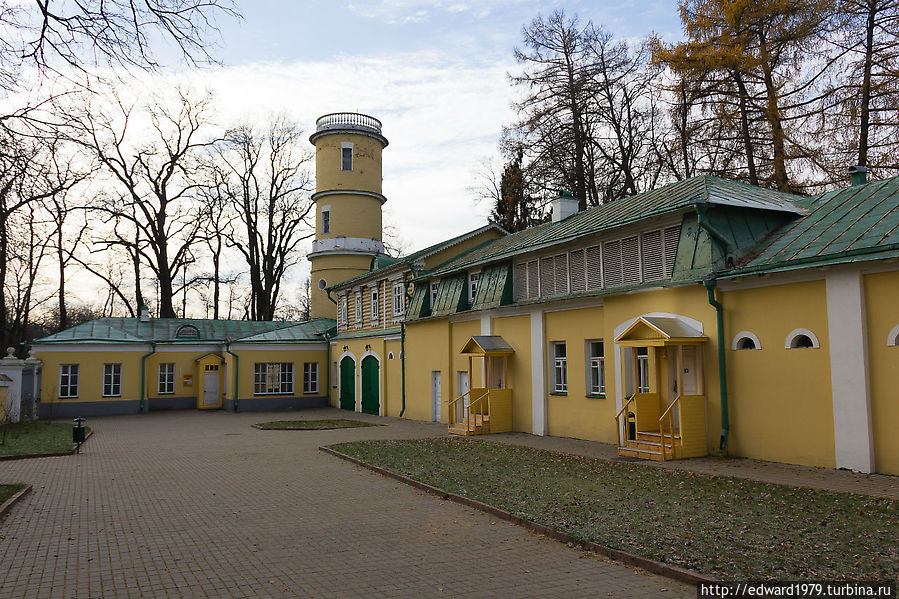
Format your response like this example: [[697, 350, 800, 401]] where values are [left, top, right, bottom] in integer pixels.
[[0, 409, 690, 599], [485, 432, 899, 499]]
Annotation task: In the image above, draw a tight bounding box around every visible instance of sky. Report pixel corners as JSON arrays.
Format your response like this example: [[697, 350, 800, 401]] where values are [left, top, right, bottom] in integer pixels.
[[191, 0, 683, 255]]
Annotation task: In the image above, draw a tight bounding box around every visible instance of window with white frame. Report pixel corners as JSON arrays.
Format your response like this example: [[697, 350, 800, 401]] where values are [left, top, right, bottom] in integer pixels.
[[587, 340, 605, 396], [59, 364, 79, 398], [158, 363, 175, 394], [392, 281, 405, 317], [354, 291, 362, 326], [551, 342, 567, 393], [636, 347, 650, 393], [339, 295, 347, 328], [303, 362, 319, 394], [322, 208, 331, 234], [253, 362, 294, 395], [370, 287, 379, 325], [103, 363, 122, 397], [468, 271, 480, 304], [341, 142, 353, 171], [430, 281, 439, 308]]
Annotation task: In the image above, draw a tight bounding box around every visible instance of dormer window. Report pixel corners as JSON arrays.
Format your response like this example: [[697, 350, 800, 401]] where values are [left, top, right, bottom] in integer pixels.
[[175, 325, 199, 339], [341, 142, 353, 171], [468, 272, 480, 305]]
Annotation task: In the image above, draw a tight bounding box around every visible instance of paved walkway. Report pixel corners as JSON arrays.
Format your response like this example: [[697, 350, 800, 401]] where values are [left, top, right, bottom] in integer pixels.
[[0, 410, 691, 599], [486, 432, 899, 499]]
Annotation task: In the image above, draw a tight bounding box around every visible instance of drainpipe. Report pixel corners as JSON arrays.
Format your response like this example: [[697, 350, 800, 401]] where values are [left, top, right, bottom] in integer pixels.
[[139, 342, 157, 413], [326, 289, 339, 407], [704, 278, 729, 451], [225, 342, 240, 412]]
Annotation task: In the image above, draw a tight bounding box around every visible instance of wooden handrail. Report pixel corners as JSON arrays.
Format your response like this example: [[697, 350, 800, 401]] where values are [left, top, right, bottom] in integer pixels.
[[615, 394, 636, 449], [447, 390, 471, 426], [658, 395, 681, 461]]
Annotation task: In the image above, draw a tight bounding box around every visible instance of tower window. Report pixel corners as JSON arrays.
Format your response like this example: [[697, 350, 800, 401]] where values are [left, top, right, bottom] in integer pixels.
[[341, 143, 353, 171], [322, 209, 331, 233]]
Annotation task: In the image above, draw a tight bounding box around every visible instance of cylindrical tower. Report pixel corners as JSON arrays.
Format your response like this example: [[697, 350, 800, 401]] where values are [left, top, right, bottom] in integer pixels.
[[308, 112, 389, 320]]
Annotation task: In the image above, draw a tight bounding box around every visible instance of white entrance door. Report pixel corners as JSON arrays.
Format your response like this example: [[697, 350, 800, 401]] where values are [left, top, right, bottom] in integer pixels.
[[431, 371, 441, 422], [682, 347, 697, 395], [456, 371, 469, 421], [203, 373, 219, 406]]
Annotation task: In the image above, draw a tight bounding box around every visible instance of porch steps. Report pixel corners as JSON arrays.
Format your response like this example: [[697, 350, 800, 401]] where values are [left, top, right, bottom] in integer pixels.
[[448, 415, 489, 436], [617, 431, 681, 461], [617, 446, 665, 461]]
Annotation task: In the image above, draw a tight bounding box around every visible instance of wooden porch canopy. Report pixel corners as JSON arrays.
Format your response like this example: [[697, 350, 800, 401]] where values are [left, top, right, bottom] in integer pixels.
[[614, 317, 708, 347], [460, 336, 515, 356]]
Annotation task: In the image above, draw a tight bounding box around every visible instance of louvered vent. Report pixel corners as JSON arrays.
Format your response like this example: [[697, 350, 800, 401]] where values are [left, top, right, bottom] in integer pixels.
[[641, 230, 664, 281], [527, 260, 539, 298], [514, 263, 527, 301], [586, 245, 602, 289], [603, 240, 622, 287], [621, 236, 641, 284], [540, 256, 554, 297], [554, 254, 568, 294], [664, 226, 680, 277], [569, 249, 585, 292]]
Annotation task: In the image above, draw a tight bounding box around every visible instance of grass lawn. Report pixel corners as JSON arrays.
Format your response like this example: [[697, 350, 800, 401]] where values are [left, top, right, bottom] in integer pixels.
[[255, 419, 380, 430], [0, 484, 26, 504], [0, 422, 86, 456], [331, 438, 897, 581]]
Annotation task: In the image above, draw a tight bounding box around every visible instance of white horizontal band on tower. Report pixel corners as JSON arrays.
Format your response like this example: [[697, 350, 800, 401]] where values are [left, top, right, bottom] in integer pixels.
[[309, 236, 386, 257]]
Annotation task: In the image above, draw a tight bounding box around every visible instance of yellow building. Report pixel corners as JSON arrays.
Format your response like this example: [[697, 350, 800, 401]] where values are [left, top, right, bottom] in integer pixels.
[[31, 113, 899, 477]]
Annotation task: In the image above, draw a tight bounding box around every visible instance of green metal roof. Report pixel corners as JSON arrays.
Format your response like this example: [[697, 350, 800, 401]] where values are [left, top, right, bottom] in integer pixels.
[[229, 319, 336, 343], [330, 223, 508, 291], [728, 176, 899, 275], [332, 326, 402, 340], [33, 318, 333, 345], [422, 176, 803, 278]]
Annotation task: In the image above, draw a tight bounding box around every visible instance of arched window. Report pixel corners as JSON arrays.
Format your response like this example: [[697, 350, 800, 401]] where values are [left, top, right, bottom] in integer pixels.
[[785, 328, 820, 349], [175, 324, 199, 339], [731, 331, 761, 351], [887, 324, 899, 347]]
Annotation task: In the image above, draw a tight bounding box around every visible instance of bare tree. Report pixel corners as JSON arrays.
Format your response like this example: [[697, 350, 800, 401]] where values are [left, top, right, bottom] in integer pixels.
[[0, 0, 238, 91], [66, 88, 215, 318], [212, 117, 315, 321]]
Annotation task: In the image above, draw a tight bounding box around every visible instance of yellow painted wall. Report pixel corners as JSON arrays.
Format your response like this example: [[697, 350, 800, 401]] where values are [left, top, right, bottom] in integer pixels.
[[492, 314, 533, 433], [146, 351, 207, 400], [233, 348, 327, 399], [722, 280, 835, 468], [36, 349, 146, 406], [405, 319, 451, 422], [316, 193, 383, 240], [314, 133, 384, 194], [864, 271, 899, 475], [544, 306, 612, 441], [311, 254, 375, 320]]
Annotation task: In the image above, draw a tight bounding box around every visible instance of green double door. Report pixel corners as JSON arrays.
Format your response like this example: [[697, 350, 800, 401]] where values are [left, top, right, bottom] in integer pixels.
[[339, 357, 355, 410], [361, 356, 380, 415]]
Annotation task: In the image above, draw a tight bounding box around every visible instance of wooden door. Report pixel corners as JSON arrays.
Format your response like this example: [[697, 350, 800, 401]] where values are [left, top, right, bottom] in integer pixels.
[[339, 357, 355, 411], [361, 356, 379, 415]]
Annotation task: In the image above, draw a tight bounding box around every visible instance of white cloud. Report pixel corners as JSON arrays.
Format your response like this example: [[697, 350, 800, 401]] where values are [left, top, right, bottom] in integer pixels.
[[188, 49, 517, 258], [344, 0, 524, 24]]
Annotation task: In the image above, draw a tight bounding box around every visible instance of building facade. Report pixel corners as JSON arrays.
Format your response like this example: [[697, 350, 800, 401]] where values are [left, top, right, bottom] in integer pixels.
[[31, 113, 899, 476]]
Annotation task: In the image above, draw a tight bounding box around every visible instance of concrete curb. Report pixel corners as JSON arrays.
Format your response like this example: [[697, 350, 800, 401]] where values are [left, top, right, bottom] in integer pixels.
[[251, 423, 382, 431], [0, 430, 93, 461], [0, 485, 32, 518], [319, 445, 716, 586]]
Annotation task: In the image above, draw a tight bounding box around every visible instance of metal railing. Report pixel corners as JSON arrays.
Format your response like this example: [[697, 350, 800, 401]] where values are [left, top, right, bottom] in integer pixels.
[[315, 112, 382, 134], [448, 388, 490, 434]]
